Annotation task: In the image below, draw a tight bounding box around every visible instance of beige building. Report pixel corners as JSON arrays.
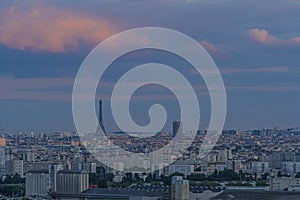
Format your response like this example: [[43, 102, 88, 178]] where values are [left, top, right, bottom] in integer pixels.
[[171, 176, 189, 200], [0, 138, 6, 146]]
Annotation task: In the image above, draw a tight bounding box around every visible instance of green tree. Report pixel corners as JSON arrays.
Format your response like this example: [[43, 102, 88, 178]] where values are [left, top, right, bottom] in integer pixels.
[[261, 172, 269, 180], [187, 173, 206, 181], [133, 173, 141, 182], [89, 167, 115, 188], [256, 180, 269, 186], [4, 173, 25, 184], [145, 173, 153, 183], [104, 173, 114, 182], [122, 172, 133, 184], [254, 172, 257, 180], [208, 169, 240, 181], [89, 173, 98, 185]]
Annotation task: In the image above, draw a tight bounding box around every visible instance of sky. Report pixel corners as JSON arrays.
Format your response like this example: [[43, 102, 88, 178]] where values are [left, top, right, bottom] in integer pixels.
[[0, 0, 299, 133]]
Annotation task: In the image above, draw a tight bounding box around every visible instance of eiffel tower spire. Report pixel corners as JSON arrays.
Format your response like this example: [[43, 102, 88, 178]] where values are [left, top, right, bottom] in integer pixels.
[[98, 98, 106, 134]]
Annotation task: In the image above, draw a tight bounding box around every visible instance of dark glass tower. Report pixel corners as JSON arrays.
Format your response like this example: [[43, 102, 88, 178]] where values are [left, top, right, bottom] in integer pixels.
[[172, 121, 183, 137]]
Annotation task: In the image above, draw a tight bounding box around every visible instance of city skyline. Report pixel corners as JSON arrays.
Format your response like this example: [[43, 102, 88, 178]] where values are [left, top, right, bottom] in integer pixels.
[[1, 2, 300, 198]]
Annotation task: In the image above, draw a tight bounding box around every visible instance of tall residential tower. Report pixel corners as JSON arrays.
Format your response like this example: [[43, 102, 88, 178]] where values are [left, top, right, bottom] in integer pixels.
[[172, 121, 183, 137]]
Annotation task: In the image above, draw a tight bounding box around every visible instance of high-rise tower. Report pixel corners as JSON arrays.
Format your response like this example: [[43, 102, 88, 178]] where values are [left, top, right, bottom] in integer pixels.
[[172, 121, 183, 137]]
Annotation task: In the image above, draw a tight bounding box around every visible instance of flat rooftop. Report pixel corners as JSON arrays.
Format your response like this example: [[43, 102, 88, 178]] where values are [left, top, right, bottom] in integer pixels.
[[212, 189, 300, 200]]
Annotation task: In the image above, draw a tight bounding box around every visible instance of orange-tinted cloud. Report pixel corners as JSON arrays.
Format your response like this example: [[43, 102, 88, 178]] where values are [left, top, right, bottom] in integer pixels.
[[247, 28, 300, 46], [199, 40, 218, 52], [0, 6, 116, 52]]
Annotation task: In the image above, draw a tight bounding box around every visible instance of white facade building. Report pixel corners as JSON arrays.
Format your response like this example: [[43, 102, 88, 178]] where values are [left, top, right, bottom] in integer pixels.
[[282, 162, 300, 175], [0, 148, 5, 178], [270, 177, 300, 191], [48, 164, 64, 192], [251, 161, 269, 174], [26, 170, 50, 197]]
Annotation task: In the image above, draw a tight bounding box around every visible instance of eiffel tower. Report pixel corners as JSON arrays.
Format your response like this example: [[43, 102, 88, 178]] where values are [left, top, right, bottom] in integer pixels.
[[96, 98, 106, 135]]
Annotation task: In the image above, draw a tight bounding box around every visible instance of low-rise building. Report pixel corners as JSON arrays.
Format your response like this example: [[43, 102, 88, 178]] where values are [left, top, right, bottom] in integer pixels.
[[171, 176, 189, 200], [6, 159, 24, 177], [281, 162, 300, 175], [0, 147, 6, 178], [56, 170, 89, 195], [270, 177, 300, 191], [251, 161, 269, 174]]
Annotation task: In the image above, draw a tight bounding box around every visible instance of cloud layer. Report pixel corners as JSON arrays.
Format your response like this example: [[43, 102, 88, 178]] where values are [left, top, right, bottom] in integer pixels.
[[0, 6, 116, 52], [247, 28, 300, 47], [1, 75, 299, 101]]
